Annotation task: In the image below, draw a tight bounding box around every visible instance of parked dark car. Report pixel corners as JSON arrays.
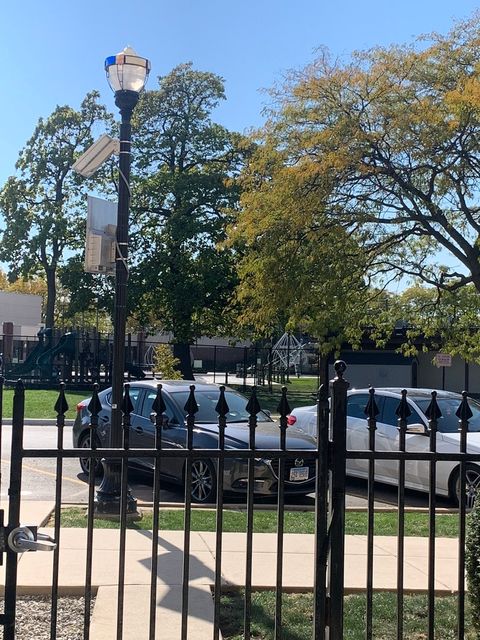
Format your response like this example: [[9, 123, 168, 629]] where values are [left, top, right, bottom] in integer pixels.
[[73, 380, 317, 503]]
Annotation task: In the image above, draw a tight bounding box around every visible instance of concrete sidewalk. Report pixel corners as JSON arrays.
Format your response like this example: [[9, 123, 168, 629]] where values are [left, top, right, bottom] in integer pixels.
[[4, 503, 464, 639]]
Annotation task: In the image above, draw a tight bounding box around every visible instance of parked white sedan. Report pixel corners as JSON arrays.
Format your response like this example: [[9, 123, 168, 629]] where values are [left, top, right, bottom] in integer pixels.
[[288, 388, 480, 507]]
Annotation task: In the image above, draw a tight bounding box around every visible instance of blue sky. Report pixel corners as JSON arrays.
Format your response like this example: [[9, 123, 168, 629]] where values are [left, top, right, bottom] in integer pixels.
[[1, 0, 479, 188]]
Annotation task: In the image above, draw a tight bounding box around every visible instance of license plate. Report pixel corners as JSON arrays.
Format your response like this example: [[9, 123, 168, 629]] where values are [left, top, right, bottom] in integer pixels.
[[289, 467, 309, 481]]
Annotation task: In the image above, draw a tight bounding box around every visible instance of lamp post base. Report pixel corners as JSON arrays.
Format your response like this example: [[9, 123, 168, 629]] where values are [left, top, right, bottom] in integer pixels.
[[93, 459, 142, 521]]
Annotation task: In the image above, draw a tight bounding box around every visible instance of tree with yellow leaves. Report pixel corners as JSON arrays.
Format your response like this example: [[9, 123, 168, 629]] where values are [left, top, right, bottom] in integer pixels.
[[231, 14, 480, 354]]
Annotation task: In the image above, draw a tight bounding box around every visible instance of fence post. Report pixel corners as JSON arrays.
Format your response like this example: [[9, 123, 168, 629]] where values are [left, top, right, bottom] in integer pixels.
[[127, 332, 132, 381], [313, 380, 330, 637], [425, 391, 441, 638], [95, 331, 101, 383], [317, 351, 321, 389], [4, 379, 25, 640], [286, 333, 291, 383], [268, 347, 273, 392], [456, 391, 471, 639], [275, 386, 291, 637], [328, 360, 349, 639], [74, 333, 80, 383]]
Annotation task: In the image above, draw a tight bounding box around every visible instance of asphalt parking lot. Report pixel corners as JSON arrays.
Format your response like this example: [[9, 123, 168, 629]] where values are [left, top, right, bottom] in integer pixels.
[[0, 423, 453, 509]]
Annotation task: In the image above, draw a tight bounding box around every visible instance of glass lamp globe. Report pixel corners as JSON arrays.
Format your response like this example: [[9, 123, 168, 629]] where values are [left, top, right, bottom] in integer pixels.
[[105, 46, 150, 94]]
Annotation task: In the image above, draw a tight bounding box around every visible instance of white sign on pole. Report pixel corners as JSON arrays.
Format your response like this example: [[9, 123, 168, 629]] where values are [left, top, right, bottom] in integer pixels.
[[84, 196, 117, 274], [435, 353, 452, 367]]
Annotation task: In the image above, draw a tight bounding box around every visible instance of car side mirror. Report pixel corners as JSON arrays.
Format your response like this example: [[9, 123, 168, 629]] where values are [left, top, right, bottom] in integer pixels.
[[149, 412, 170, 428], [406, 423, 428, 435]]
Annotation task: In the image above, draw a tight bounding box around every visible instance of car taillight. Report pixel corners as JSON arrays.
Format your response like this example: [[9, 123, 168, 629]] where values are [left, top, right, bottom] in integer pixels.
[[287, 415, 296, 426], [76, 402, 86, 413]]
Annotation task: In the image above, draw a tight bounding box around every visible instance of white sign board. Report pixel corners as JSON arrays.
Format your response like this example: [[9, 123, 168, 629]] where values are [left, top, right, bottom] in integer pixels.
[[435, 353, 452, 367], [85, 196, 117, 274]]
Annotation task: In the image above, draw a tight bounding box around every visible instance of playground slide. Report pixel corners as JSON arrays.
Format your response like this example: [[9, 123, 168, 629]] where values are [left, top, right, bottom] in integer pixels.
[[36, 331, 77, 368], [125, 361, 146, 379], [9, 328, 53, 376]]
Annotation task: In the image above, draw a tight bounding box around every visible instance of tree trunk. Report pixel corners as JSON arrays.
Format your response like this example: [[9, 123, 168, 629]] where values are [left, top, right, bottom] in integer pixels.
[[45, 267, 56, 328], [173, 342, 194, 380]]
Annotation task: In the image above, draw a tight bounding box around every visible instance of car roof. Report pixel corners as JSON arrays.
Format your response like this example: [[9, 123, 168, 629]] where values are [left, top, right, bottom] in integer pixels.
[[106, 379, 234, 394], [350, 387, 462, 400]]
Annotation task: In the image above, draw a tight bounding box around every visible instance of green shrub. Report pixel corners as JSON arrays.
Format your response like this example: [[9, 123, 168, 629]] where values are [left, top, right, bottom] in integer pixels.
[[152, 344, 182, 380], [466, 501, 480, 634]]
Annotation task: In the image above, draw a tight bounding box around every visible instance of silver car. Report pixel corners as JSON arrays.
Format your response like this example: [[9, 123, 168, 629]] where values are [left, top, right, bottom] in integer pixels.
[[73, 380, 317, 503], [288, 388, 480, 507]]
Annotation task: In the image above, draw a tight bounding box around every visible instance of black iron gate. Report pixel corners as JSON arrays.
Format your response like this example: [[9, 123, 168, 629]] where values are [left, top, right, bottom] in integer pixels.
[[0, 362, 477, 639], [0, 379, 57, 639]]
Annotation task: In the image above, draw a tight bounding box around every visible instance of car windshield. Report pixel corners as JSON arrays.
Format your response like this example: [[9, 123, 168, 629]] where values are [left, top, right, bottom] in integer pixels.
[[170, 390, 271, 424], [414, 396, 480, 433]]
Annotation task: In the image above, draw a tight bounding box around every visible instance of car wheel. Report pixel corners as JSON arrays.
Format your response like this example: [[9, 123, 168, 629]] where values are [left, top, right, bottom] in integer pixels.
[[78, 432, 103, 477], [190, 459, 216, 504], [451, 464, 480, 509]]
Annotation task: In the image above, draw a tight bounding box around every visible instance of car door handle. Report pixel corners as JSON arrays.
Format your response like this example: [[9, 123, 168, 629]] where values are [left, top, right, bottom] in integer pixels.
[[134, 426, 143, 434]]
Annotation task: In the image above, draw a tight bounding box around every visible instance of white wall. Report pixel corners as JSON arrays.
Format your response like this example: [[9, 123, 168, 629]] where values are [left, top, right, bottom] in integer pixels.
[[147, 332, 252, 348], [329, 363, 413, 389], [417, 352, 480, 394], [0, 292, 42, 336], [330, 350, 480, 394]]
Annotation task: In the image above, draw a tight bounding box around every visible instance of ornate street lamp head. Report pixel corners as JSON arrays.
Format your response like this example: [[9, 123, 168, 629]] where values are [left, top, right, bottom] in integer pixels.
[[105, 46, 150, 94]]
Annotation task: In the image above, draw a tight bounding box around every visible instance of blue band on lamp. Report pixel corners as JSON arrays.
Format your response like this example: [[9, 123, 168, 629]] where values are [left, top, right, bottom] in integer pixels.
[[104, 56, 116, 70]]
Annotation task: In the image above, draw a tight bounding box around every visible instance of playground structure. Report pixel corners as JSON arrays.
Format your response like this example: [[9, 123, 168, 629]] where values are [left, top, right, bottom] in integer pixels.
[[231, 334, 316, 386], [4, 328, 146, 384], [0, 329, 321, 388], [8, 327, 54, 377], [270, 332, 309, 377]]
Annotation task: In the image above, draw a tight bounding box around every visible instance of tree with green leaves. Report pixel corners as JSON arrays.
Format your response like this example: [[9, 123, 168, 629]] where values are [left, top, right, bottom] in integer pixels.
[[152, 343, 182, 380], [365, 284, 480, 362], [229, 143, 369, 352], [0, 91, 111, 328], [58, 255, 114, 329], [231, 14, 480, 358], [128, 63, 243, 377]]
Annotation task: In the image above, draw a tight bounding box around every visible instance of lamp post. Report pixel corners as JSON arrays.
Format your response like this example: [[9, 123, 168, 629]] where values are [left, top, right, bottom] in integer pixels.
[[94, 46, 150, 517]]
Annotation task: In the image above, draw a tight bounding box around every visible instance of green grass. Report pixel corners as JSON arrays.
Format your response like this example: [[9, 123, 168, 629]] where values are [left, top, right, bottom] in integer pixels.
[[55, 507, 461, 537], [0, 380, 317, 420], [1, 388, 88, 420], [230, 377, 319, 393], [279, 377, 319, 393], [219, 591, 474, 640], [229, 379, 318, 414], [255, 391, 316, 414]]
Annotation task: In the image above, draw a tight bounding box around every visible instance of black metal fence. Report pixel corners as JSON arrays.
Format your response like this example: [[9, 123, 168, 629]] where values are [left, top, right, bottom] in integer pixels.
[[0, 362, 477, 639], [0, 330, 322, 388]]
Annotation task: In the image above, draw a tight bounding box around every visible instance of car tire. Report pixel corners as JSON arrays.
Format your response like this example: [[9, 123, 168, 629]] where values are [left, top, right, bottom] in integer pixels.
[[450, 464, 480, 509], [189, 459, 217, 504], [78, 432, 103, 477]]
